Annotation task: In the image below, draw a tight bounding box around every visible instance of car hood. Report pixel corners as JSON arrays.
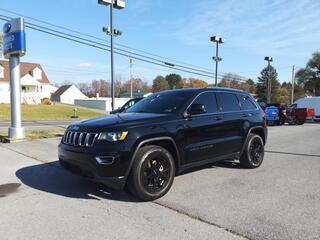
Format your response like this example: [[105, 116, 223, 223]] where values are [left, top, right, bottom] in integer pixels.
[[68, 113, 176, 131]]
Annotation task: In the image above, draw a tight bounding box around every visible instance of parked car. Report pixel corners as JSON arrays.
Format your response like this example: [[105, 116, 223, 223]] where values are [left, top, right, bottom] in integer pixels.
[[110, 97, 143, 114], [286, 105, 315, 125], [293, 97, 320, 121], [265, 106, 280, 125], [59, 88, 267, 201], [266, 103, 287, 125]]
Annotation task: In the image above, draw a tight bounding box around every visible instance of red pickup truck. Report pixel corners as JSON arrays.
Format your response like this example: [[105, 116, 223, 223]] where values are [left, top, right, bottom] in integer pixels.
[[286, 105, 315, 125]]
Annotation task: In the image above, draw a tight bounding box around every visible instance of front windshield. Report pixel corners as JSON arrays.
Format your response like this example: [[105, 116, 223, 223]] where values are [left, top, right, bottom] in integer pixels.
[[125, 91, 194, 114]]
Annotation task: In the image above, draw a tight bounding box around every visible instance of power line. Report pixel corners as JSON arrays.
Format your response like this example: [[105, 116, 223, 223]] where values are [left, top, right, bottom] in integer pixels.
[[0, 15, 216, 79], [0, 8, 213, 72]]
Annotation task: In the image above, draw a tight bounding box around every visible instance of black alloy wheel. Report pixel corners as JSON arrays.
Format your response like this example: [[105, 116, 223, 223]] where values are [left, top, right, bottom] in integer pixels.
[[141, 156, 170, 194], [240, 134, 264, 168], [128, 145, 175, 201], [249, 137, 264, 165]]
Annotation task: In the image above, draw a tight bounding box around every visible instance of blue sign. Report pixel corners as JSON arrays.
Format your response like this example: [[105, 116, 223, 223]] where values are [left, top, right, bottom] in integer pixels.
[[3, 32, 26, 58], [3, 23, 11, 33], [3, 18, 26, 58]]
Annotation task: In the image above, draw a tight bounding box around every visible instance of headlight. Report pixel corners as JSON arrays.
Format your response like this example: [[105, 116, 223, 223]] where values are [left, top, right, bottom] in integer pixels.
[[98, 131, 128, 142]]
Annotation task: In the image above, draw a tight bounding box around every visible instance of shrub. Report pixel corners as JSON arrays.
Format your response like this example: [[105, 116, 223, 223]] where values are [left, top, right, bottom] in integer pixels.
[[41, 98, 53, 105]]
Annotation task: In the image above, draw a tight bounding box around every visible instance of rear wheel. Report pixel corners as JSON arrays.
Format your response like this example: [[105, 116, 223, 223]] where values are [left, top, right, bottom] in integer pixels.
[[297, 119, 305, 125], [240, 134, 264, 168], [128, 145, 175, 201]]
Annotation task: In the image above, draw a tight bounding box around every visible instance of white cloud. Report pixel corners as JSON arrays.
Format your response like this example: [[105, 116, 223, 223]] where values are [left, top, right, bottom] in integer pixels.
[[171, 0, 320, 57], [77, 63, 93, 68]]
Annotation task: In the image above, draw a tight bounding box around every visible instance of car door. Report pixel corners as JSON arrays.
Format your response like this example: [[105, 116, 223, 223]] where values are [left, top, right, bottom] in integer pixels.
[[180, 92, 225, 165], [215, 92, 243, 156], [238, 94, 259, 144]]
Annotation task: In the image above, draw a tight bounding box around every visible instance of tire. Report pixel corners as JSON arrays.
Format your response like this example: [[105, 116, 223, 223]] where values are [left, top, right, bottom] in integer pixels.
[[127, 145, 175, 201], [297, 120, 305, 125], [267, 121, 274, 126], [288, 117, 297, 125], [240, 134, 264, 168]]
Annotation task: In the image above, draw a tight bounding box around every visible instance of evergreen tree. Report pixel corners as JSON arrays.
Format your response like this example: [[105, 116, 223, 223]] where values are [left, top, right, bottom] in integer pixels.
[[295, 52, 320, 96], [152, 75, 169, 92], [165, 74, 182, 89], [256, 65, 280, 102]]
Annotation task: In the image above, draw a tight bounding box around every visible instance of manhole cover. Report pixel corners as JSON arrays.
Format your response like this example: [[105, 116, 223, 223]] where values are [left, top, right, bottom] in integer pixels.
[[0, 183, 21, 197]]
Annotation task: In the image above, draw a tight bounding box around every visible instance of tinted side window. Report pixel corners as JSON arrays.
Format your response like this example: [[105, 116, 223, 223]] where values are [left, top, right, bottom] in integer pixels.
[[123, 100, 134, 110], [192, 92, 218, 114], [240, 95, 257, 110], [218, 93, 241, 112]]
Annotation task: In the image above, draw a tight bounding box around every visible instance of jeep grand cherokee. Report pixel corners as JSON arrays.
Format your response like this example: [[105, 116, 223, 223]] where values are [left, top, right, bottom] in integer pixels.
[[59, 88, 267, 201]]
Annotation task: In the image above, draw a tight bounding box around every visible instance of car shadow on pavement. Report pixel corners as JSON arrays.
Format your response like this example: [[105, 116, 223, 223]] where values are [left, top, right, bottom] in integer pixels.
[[15, 161, 139, 202], [16, 160, 244, 202]]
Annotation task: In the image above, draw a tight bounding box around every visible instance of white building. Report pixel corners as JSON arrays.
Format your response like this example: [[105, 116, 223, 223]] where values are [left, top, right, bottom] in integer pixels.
[[0, 60, 58, 104], [51, 85, 87, 105]]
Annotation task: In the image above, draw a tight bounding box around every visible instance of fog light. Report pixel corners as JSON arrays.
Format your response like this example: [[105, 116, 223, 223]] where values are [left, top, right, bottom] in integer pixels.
[[95, 156, 115, 165]]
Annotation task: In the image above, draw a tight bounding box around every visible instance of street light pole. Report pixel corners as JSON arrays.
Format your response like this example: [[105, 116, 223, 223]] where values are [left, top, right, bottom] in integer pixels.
[[110, 2, 115, 111], [99, 0, 125, 111], [210, 36, 224, 87], [215, 41, 219, 87], [130, 57, 133, 99], [264, 56, 273, 104], [267, 61, 271, 104]]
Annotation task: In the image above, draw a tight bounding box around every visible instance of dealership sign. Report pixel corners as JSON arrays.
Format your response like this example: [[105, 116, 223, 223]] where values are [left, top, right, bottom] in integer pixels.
[[3, 18, 26, 58]]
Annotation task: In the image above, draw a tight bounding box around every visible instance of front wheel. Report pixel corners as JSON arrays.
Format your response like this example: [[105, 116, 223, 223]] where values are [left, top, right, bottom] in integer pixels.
[[128, 145, 175, 201], [240, 134, 264, 168]]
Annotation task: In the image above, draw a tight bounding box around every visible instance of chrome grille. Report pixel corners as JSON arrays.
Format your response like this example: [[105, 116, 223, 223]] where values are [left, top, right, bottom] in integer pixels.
[[62, 131, 98, 147]]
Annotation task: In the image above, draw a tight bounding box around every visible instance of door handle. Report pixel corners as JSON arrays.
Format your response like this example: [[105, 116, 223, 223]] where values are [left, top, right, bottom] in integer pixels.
[[242, 113, 252, 117], [215, 116, 223, 121]]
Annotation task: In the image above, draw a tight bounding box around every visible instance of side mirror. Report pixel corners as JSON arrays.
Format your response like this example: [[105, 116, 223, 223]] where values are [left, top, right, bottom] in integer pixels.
[[188, 103, 207, 115]]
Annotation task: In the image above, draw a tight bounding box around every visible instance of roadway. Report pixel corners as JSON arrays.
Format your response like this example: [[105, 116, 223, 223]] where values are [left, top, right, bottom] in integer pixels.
[[0, 120, 75, 131], [0, 124, 319, 240]]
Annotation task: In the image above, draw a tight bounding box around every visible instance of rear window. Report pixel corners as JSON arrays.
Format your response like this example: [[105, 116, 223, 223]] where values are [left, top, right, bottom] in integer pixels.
[[218, 93, 241, 112], [239, 95, 257, 110]]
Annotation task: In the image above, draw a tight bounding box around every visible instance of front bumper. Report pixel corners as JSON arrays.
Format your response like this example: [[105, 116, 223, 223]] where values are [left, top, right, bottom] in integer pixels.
[[58, 144, 131, 189]]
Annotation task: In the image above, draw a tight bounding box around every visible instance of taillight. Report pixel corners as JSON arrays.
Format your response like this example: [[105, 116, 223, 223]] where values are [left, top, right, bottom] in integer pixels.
[[282, 110, 286, 115]]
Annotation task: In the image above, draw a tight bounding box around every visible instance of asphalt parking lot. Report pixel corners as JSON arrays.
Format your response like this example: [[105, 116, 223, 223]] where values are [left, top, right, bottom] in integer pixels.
[[0, 124, 319, 240]]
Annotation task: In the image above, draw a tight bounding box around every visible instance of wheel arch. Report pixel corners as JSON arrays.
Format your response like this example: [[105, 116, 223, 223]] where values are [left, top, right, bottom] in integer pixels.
[[250, 127, 266, 144], [240, 126, 266, 156]]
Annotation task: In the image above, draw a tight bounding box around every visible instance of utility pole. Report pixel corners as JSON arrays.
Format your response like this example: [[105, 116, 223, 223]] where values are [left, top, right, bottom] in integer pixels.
[[210, 36, 224, 87], [291, 65, 295, 104], [130, 57, 133, 99]]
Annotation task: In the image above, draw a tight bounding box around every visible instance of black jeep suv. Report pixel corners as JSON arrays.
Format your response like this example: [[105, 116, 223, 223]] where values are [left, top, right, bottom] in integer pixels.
[[59, 88, 267, 201]]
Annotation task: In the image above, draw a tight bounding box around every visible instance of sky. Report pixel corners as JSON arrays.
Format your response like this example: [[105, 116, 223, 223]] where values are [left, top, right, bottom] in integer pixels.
[[0, 0, 320, 86]]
